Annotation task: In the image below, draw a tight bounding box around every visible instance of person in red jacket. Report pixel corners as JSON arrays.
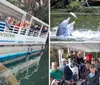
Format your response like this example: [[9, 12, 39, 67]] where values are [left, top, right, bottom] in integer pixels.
[[86, 53, 92, 64]]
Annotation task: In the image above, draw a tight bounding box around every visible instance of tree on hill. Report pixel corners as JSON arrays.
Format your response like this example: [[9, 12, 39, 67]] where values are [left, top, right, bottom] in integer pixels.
[[7, 0, 49, 24]]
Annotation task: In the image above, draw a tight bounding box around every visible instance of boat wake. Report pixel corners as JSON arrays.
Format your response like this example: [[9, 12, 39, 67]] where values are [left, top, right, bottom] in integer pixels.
[[0, 52, 43, 85], [51, 29, 100, 41]]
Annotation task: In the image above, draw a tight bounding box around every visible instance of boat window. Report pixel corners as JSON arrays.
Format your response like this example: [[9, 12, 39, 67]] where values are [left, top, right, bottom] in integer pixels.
[[0, 2, 49, 40], [39, 25, 48, 38], [0, 3, 23, 33], [28, 19, 42, 37], [20, 14, 32, 35]]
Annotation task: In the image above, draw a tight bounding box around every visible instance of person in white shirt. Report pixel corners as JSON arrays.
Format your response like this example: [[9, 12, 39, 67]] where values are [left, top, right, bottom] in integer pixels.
[[69, 63, 79, 83]]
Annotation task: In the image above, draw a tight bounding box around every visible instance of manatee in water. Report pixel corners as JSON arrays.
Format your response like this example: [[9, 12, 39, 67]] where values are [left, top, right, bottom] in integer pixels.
[[56, 17, 70, 36], [0, 63, 19, 85], [56, 17, 75, 36]]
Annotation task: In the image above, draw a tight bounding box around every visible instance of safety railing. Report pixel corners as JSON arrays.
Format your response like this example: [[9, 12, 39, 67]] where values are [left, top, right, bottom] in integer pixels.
[[0, 21, 48, 39], [0, 21, 6, 32]]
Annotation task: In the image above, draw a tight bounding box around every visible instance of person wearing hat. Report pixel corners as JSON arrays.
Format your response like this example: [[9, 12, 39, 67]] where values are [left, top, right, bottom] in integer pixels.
[[85, 64, 99, 85]]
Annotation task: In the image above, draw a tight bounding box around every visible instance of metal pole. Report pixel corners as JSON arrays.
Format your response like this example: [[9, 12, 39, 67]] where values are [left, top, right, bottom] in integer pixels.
[[18, 13, 26, 34], [37, 24, 43, 37], [83, 52, 86, 59], [58, 49, 63, 67], [25, 16, 33, 36]]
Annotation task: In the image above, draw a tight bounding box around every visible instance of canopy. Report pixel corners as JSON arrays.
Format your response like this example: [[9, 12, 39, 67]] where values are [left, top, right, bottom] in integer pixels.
[[0, 0, 25, 20], [50, 41, 100, 52]]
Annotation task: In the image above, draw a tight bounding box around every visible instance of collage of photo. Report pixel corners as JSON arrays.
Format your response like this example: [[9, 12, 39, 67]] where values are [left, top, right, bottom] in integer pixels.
[[0, 0, 100, 85]]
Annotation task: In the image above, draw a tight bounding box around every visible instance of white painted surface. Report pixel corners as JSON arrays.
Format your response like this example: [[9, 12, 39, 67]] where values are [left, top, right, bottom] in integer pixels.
[[0, 45, 43, 55]]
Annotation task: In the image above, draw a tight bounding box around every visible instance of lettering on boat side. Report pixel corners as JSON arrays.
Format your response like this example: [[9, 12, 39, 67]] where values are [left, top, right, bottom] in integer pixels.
[[0, 33, 15, 38]]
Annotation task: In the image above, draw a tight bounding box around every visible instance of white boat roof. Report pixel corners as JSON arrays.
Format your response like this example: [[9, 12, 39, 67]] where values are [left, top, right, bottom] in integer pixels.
[[0, 0, 26, 14], [0, 0, 49, 26], [50, 41, 100, 52]]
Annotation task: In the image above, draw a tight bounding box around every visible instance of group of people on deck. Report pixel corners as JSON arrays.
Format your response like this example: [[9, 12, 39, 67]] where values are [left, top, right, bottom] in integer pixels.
[[0, 15, 48, 34], [50, 51, 100, 85], [0, 15, 22, 29]]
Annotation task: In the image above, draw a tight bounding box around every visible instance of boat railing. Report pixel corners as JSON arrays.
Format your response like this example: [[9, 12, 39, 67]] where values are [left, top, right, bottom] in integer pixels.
[[0, 21, 48, 38], [39, 27, 48, 38], [0, 21, 6, 32], [20, 29, 26, 35], [28, 29, 40, 37], [0, 21, 25, 34], [5, 24, 20, 34], [33, 30, 39, 37]]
